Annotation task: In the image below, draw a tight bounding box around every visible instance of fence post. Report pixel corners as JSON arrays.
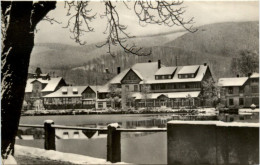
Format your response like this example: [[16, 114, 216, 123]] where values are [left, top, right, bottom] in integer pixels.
[[44, 120, 55, 150], [107, 123, 121, 163]]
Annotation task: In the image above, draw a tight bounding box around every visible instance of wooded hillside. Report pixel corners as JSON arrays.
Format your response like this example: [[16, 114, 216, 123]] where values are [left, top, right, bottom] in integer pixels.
[[29, 21, 259, 85]]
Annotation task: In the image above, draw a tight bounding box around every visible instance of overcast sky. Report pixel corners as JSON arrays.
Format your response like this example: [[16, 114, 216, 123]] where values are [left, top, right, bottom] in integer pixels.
[[35, 1, 259, 45]]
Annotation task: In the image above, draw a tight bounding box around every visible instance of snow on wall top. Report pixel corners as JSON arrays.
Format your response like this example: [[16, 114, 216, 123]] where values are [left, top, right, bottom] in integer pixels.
[[168, 121, 259, 127]]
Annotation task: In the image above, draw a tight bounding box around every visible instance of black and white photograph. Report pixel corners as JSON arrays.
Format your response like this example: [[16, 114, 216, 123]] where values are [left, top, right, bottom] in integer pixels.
[[1, 0, 259, 164]]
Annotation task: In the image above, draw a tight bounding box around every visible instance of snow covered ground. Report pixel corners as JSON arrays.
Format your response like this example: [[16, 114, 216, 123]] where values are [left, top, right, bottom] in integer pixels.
[[3, 145, 126, 164]]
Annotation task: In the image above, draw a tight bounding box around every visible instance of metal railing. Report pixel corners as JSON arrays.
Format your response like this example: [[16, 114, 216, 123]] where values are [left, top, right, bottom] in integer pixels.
[[19, 120, 166, 163]]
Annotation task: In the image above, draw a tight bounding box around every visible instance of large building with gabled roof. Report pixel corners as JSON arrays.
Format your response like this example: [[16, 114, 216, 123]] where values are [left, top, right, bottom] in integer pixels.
[[108, 60, 213, 108]]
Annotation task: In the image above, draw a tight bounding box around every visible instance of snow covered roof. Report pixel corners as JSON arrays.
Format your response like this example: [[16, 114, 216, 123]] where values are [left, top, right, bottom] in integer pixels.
[[109, 62, 159, 84], [43, 86, 87, 98], [25, 77, 64, 93], [155, 67, 177, 75], [142, 65, 209, 84], [131, 62, 159, 80], [89, 85, 110, 93], [178, 65, 200, 74], [132, 91, 200, 100], [108, 69, 129, 84], [218, 77, 248, 87], [168, 121, 259, 128], [109, 63, 209, 85], [42, 77, 64, 92], [250, 72, 259, 78]]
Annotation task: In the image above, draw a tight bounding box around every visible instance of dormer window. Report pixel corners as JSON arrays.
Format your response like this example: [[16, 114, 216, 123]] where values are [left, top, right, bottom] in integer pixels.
[[178, 74, 196, 79], [73, 88, 78, 94], [62, 88, 68, 94]]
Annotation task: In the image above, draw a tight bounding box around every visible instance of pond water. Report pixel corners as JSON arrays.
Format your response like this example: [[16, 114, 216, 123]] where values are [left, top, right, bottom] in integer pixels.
[[17, 112, 259, 164]]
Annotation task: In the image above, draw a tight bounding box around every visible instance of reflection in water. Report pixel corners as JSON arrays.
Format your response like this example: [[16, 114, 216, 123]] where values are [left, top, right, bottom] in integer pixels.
[[17, 112, 259, 140]]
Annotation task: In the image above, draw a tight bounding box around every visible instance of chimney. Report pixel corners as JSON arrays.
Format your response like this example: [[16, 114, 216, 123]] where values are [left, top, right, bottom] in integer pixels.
[[158, 60, 161, 69], [105, 68, 110, 74], [204, 63, 207, 66], [117, 67, 121, 74], [248, 73, 252, 77], [237, 74, 239, 77], [148, 60, 151, 63]]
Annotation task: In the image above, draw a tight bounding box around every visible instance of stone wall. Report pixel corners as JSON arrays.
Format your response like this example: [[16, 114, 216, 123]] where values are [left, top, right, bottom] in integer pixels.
[[167, 121, 259, 165]]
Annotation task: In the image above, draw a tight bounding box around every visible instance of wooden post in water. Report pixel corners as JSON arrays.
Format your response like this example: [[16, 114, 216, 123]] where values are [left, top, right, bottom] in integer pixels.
[[44, 120, 56, 150], [107, 123, 121, 163]]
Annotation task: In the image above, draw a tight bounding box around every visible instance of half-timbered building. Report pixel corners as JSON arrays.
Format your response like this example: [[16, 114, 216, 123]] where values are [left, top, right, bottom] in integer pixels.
[[43, 85, 111, 109]]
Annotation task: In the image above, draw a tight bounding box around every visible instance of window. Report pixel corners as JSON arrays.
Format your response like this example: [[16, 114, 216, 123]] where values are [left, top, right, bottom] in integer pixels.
[[185, 84, 190, 88], [155, 76, 158, 80], [162, 75, 165, 79], [107, 101, 111, 107], [229, 99, 234, 105], [239, 98, 244, 105], [252, 79, 259, 83], [168, 75, 171, 79], [98, 102, 103, 108], [251, 86, 259, 93], [252, 97, 259, 105], [125, 85, 129, 91], [239, 87, 244, 93], [191, 74, 194, 78], [160, 84, 166, 89], [228, 87, 233, 94], [134, 85, 138, 92]]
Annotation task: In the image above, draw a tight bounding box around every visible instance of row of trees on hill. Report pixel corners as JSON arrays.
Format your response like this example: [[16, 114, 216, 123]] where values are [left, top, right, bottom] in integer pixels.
[[231, 50, 259, 76]]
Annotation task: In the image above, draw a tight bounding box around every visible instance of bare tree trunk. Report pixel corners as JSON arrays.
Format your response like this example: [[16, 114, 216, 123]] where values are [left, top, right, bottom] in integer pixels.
[[1, 2, 34, 158], [1, 1, 56, 158]]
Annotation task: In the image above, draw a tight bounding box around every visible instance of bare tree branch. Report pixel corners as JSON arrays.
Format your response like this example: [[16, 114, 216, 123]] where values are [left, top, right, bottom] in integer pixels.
[[97, 1, 152, 56], [62, 1, 196, 56], [42, 15, 61, 25], [134, 1, 197, 33], [63, 1, 96, 45]]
